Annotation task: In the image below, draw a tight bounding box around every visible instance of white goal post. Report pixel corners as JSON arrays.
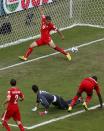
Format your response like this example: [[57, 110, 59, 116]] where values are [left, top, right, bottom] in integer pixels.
[[0, 0, 104, 48]]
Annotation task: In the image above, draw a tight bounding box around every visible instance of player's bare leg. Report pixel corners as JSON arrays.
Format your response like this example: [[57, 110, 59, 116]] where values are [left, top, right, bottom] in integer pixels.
[[19, 41, 38, 61], [17, 121, 25, 131], [83, 95, 92, 111], [2, 120, 11, 131], [68, 95, 79, 112], [48, 40, 71, 61]]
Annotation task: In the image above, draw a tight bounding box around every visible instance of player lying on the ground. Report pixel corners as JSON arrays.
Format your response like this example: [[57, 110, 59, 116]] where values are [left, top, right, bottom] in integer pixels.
[[19, 6, 72, 61], [1, 79, 25, 131], [68, 75, 103, 112], [31, 85, 82, 116]]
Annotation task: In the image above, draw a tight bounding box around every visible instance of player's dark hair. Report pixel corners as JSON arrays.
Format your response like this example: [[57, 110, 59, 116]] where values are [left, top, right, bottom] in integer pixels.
[[46, 15, 51, 21], [10, 79, 16, 86], [92, 75, 97, 81], [32, 85, 39, 93]]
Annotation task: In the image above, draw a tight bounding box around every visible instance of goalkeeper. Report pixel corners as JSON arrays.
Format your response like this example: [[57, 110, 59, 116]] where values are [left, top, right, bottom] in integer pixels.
[[19, 6, 71, 61], [31, 85, 82, 116]]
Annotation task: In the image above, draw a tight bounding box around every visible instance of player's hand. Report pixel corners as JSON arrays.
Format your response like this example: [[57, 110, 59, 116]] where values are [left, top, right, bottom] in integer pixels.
[[39, 112, 46, 116], [39, 111, 48, 116], [32, 107, 37, 112], [61, 35, 64, 40], [19, 98, 24, 101]]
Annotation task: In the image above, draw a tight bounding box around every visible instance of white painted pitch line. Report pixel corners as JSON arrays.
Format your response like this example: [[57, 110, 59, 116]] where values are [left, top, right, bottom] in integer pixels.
[[27, 104, 103, 130], [76, 37, 104, 48], [0, 38, 104, 129], [0, 122, 28, 128], [0, 37, 104, 72], [0, 104, 103, 130]]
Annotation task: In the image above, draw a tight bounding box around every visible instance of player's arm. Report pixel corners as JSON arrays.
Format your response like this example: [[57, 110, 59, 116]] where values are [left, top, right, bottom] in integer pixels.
[[38, 96, 49, 116], [3, 93, 11, 109], [40, 95, 49, 111], [35, 102, 40, 109], [52, 24, 64, 40], [19, 95, 24, 101], [57, 29, 64, 40], [32, 102, 40, 112], [32, 95, 49, 114], [32, 95, 40, 111], [19, 91, 24, 101], [95, 84, 103, 108], [38, 6, 44, 16], [3, 99, 9, 106], [97, 93, 103, 108]]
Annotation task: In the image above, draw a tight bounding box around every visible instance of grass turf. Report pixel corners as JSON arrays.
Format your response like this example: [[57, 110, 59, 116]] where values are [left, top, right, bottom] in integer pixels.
[[0, 27, 104, 131]]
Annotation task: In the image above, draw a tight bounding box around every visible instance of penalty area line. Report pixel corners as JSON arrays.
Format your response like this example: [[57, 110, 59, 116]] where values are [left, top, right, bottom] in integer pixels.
[[0, 122, 28, 129], [0, 104, 103, 130], [0, 37, 104, 72], [26, 104, 103, 130]]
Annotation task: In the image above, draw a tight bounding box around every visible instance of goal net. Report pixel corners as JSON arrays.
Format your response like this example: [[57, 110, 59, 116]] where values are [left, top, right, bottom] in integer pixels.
[[0, 0, 104, 48]]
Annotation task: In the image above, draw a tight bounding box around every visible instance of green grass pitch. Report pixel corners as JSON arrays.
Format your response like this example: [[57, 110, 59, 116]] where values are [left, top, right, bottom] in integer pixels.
[[0, 26, 104, 131]]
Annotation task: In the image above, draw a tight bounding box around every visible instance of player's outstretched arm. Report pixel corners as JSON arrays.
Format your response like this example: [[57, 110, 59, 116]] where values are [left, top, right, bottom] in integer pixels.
[[2, 98, 9, 110], [57, 29, 64, 40], [97, 93, 103, 108], [38, 6, 44, 16], [19, 92, 24, 101], [95, 84, 103, 108], [32, 102, 39, 112]]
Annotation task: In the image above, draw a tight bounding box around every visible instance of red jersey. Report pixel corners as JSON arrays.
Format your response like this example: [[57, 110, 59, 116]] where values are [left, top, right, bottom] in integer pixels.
[[41, 15, 57, 40], [2, 87, 24, 122], [79, 77, 100, 95], [7, 87, 24, 106]]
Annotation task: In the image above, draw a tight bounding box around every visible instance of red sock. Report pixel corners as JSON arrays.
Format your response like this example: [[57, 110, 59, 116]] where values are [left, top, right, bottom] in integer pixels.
[[24, 47, 33, 58], [54, 45, 67, 55], [85, 95, 92, 105], [18, 123, 25, 131], [2, 121, 11, 131], [70, 96, 79, 107]]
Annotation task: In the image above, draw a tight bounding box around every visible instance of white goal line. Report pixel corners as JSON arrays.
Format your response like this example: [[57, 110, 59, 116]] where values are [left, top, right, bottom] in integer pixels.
[[0, 104, 103, 130], [0, 24, 104, 49], [0, 37, 104, 72]]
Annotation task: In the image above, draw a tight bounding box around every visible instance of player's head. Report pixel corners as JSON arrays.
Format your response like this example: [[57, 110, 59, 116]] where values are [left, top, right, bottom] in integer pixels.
[[32, 85, 39, 93], [46, 16, 51, 24], [10, 79, 16, 86], [92, 75, 97, 81]]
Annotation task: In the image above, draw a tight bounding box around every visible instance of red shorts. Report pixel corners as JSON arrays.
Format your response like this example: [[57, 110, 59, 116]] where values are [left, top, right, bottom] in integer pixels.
[[36, 37, 51, 46], [77, 81, 94, 96], [2, 105, 21, 122], [78, 86, 93, 96]]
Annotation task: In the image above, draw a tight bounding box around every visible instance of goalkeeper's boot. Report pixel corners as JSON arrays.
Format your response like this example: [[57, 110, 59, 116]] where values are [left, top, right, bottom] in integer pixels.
[[66, 53, 71, 61], [83, 102, 88, 111], [19, 56, 27, 61], [68, 106, 72, 112]]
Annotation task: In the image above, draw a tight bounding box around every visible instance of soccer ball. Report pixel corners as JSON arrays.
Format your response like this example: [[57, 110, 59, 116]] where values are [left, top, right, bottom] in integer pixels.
[[71, 47, 78, 53]]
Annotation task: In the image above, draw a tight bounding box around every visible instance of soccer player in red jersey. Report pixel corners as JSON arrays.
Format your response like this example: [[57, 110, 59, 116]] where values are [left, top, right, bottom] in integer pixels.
[[19, 6, 71, 61], [1, 79, 25, 131], [68, 76, 103, 112]]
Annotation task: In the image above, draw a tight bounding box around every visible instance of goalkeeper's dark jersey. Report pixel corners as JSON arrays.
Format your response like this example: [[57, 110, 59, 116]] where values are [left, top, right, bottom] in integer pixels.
[[36, 90, 70, 109], [37, 90, 55, 108]]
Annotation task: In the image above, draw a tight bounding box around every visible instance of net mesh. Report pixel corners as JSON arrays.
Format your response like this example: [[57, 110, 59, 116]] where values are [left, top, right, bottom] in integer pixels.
[[0, 0, 104, 47]]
